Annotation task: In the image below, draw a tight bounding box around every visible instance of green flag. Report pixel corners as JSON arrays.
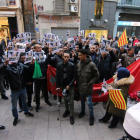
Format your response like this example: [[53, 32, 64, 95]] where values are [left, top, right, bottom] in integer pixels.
[[33, 60, 42, 79]]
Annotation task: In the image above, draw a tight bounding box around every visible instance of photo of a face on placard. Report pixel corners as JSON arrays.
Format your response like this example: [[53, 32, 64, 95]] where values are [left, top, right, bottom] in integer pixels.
[[8, 51, 21, 63], [34, 52, 45, 62], [106, 40, 111, 46]]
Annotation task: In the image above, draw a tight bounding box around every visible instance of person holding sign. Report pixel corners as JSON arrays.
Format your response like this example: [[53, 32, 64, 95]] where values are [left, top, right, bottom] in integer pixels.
[[99, 67, 134, 129]]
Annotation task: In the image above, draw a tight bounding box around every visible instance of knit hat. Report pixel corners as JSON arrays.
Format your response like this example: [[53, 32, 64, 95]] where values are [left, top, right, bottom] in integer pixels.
[[117, 67, 130, 81]]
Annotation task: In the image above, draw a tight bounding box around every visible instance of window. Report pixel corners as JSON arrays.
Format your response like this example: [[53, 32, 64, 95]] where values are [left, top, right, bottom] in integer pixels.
[[94, 0, 104, 20]]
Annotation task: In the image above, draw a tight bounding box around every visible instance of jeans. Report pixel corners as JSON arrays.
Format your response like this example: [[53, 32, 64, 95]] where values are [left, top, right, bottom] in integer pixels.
[[35, 78, 48, 106], [11, 87, 28, 119], [0, 74, 6, 96], [61, 86, 74, 116], [81, 94, 94, 117]]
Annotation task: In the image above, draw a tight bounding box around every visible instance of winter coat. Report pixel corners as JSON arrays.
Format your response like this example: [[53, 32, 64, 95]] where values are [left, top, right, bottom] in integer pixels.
[[106, 74, 134, 117], [133, 39, 139, 46], [112, 41, 118, 48], [56, 61, 76, 88], [77, 56, 99, 95], [119, 53, 135, 68], [89, 52, 99, 68]]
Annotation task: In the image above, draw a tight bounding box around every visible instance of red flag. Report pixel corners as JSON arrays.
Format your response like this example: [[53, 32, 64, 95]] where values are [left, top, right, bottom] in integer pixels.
[[47, 59, 140, 102]]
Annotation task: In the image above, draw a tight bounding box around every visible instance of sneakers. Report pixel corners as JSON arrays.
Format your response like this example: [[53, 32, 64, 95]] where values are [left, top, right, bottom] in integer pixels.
[[89, 116, 94, 126], [36, 106, 40, 112], [45, 100, 52, 106], [63, 110, 70, 118], [78, 111, 85, 118], [70, 116, 74, 125], [24, 112, 34, 117], [18, 107, 22, 113], [1, 95, 8, 100], [108, 124, 116, 129], [13, 118, 19, 126], [0, 125, 5, 130]]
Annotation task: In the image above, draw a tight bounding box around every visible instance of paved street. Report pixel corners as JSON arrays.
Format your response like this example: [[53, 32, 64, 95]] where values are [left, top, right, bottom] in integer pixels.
[[0, 90, 125, 140]]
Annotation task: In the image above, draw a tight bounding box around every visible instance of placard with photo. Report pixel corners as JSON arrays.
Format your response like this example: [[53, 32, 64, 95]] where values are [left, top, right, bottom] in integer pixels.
[[8, 51, 21, 63], [8, 42, 13, 46], [34, 52, 45, 62], [8, 46, 14, 50], [25, 51, 33, 64]]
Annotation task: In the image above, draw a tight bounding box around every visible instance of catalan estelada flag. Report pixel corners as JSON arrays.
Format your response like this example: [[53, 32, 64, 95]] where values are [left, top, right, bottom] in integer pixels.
[[118, 29, 128, 47], [109, 89, 126, 110]]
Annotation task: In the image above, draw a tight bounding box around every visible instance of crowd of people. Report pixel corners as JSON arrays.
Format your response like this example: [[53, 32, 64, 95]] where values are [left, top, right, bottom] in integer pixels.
[[0, 34, 139, 139]]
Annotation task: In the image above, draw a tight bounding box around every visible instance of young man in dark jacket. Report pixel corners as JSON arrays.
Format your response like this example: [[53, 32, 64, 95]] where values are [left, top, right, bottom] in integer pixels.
[[56, 51, 76, 125], [3, 59, 34, 126], [77, 49, 99, 126]]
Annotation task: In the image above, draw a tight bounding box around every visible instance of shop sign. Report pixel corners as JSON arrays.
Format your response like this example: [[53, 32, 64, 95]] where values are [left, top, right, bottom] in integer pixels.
[[9, 0, 16, 5], [57, 23, 79, 27], [37, 5, 44, 11], [0, 0, 7, 6], [118, 21, 140, 26], [41, 19, 63, 23], [41, 19, 79, 27]]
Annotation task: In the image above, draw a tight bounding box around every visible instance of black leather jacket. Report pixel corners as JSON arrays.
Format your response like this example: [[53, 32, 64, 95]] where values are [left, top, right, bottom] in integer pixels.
[[3, 62, 33, 90], [56, 61, 76, 88]]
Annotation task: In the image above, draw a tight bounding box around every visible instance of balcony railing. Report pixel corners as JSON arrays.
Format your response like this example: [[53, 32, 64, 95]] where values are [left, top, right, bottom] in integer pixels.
[[0, 0, 7, 7], [117, 0, 140, 7]]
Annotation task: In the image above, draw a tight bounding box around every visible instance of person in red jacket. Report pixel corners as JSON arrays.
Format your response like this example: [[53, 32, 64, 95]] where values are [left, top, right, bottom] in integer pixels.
[[133, 37, 139, 46]]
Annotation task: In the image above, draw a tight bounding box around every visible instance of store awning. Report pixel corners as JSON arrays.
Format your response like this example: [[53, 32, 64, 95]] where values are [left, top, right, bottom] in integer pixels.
[[0, 11, 15, 17]]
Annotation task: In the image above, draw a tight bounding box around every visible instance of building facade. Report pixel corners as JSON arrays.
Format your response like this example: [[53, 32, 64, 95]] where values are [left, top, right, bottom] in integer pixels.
[[80, 0, 117, 41], [0, 0, 24, 41], [113, 0, 140, 39], [33, 0, 81, 41]]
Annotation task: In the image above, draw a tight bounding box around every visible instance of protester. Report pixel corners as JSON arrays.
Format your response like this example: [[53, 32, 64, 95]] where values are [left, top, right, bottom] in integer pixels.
[[34, 44, 52, 112], [119, 47, 135, 68], [97, 46, 117, 83], [89, 45, 99, 67], [0, 57, 8, 100], [56, 51, 76, 125], [112, 37, 119, 48], [2, 59, 34, 126], [77, 49, 99, 126], [133, 37, 139, 47], [48, 48, 63, 102], [94, 42, 101, 57], [134, 42, 140, 55], [99, 67, 134, 129], [119, 46, 127, 54]]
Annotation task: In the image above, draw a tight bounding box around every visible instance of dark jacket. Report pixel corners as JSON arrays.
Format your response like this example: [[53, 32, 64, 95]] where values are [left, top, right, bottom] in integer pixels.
[[48, 54, 63, 68], [119, 53, 135, 68], [77, 56, 99, 95], [106, 75, 134, 117], [98, 50, 117, 81], [2, 62, 33, 90], [134, 46, 140, 55], [56, 61, 76, 88], [90, 52, 99, 68], [38, 58, 48, 78]]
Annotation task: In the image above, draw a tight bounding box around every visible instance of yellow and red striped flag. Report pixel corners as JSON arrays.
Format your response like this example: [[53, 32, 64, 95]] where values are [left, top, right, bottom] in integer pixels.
[[118, 29, 128, 47], [109, 89, 126, 110]]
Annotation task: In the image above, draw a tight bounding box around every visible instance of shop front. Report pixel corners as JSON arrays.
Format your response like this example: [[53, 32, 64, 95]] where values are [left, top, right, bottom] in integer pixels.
[[85, 30, 108, 41], [38, 16, 80, 41], [117, 21, 140, 39]]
